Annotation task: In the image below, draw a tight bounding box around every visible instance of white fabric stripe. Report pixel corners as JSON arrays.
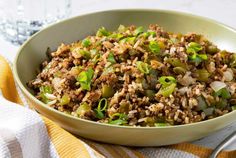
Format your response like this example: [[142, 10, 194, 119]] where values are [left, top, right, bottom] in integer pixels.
[[137, 147, 199, 158], [1, 55, 60, 158], [0, 128, 23, 158], [0, 92, 59, 158], [0, 136, 11, 158]]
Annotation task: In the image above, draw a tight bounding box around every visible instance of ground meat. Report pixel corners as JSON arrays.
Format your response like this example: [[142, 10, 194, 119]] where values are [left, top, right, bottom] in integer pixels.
[[28, 24, 236, 127]]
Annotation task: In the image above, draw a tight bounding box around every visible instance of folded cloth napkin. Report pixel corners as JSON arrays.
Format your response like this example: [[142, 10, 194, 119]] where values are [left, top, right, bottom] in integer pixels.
[[0, 55, 236, 158]]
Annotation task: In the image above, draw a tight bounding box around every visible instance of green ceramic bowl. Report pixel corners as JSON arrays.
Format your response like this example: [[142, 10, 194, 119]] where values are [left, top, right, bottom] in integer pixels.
[[13, 9, 236, 146]]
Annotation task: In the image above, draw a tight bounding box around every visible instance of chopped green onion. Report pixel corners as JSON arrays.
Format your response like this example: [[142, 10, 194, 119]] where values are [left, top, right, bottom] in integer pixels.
[[96, 27, 111, 37], [216, 99, 228, 109], [155, 123, 170, 127], [136, 61, 150, 74], [220, 88, 231, 99], [95, 98, 108, 119], [214, 88, 231, 99], [109, 33, 124, 40], [134, 26, 144, 36], [159, 76, 176, 87], [91, 54, 101, 64], [148, 31, 156, 37], [76, 68, 94, 91], [40, 85, 53, 94], [157, 83, 176, 97], [107, 52, 116, 64], [77, 102, 91, 116], [187, 42, 207, 63], [82, 39, 91, 47], [108, 113, 128, 125], [198, 54, 208, 60], [39, 85, 53, 103], [78, 50, 91, 59], [120, 37, 136, 45], [187, 42, 202, 54], [158, 76, 176, 97], [60, 94, 70, 106], [149, 41, 160, 54]]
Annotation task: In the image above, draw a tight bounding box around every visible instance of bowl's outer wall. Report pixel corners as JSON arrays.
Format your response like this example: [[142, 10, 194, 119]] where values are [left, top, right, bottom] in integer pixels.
[[15, 10, 236, 146]]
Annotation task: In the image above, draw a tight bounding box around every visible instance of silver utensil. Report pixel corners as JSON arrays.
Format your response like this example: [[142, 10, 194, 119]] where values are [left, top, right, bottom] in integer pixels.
[[209, 131, 236, 158]]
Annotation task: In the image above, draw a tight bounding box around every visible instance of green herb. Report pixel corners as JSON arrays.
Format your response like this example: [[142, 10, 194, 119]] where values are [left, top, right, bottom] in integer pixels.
[[76, 68, 94, 91], [149, 41, 160, 54], [142, 31, 156, 38], [78, 50, 91, 59], [214, 88, 231, 99], [77, 102, 91, 116], [40, 85, 53, 94], [95, 98, 108, 119], [216, 99, 228, 109], [187, 42, 202, 54], [107, 52, 116, 64], [109, 33, 124, 40], [187, 42, 207, 63], [82, 39, 91, 47], [134, 26, 144, 36], [60, 94, 70, 106], [157, 83, 176, 97], [159, 76, 176, 87], [189, 53, 208, 63], [136, 61, 150, 74], [120, 37, 136, 45], [39, 85, 53, 103], [96, 27, 111, 37], [108, 113, 128, 125]]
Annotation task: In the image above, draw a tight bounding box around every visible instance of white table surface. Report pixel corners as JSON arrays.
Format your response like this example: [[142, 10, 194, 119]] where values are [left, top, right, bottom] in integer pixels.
[[1, 0, 236, 151]]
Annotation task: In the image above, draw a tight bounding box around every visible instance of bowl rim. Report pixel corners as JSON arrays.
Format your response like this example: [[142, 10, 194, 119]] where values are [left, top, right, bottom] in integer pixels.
[[13, 8, 236, 130]]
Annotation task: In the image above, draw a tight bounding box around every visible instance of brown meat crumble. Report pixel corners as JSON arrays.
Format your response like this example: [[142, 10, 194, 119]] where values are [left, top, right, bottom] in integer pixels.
[[28, 24, 236, 127]]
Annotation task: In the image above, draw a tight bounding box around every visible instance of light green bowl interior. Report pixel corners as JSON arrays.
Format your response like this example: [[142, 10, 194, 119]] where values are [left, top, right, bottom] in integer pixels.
[[13, 9, 236, 146]]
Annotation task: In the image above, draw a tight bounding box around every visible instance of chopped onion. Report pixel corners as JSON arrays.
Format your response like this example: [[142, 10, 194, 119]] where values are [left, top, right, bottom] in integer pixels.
[[210, 81, 227, 92], [46, 100, 57, 106], [223, 69, 233, 81], [44, 93, 57, 100], [178, 87, 189, 95]]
